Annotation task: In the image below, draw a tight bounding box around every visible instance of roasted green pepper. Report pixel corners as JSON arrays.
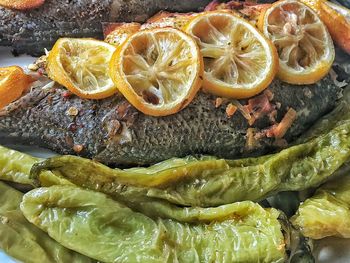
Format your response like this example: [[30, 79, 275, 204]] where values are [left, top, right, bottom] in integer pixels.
[[0, 145, 71, 186], [0, 182, 96, 263], [292, 175, 350, 239], [0, 145, 39, 185], [31, 118, 350, 207], [20, 185, 289, 263]]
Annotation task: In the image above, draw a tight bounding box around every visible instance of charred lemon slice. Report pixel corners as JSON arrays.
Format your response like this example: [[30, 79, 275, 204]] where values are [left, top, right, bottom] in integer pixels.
[[301, 0, 350, 55], [47, 38, 117, 99], [258, 0, 335, 84], [109, 28, 203, 116], [0, 66, 30, 109], [185, 11, 278, 99]]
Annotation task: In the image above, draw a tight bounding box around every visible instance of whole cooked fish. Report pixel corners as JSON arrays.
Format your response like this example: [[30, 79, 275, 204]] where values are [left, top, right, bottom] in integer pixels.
[[0, 0, 213, 56], [0, 75, 342, 166]]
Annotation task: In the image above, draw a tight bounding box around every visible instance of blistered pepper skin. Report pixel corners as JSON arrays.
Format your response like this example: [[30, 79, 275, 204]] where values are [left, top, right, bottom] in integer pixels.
[[20, 185, 287, 263], [292, 175, 350, 239], [0, 145, 39, 185], [31, 117, 350, 207], [0, 182, 96, 263], [0, 145, 72, 186]]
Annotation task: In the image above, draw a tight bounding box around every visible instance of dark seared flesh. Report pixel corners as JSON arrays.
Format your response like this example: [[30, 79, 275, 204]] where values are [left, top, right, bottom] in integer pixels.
[[0, 75, 342, 166], [0, 0, 213, 56]]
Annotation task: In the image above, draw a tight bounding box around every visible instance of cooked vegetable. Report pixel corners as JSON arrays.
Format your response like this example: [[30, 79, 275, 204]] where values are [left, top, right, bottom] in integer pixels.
[[292, 175, 350, 239], [31, 115, 350, 207], [20, 185, 289, 263], [0, 145, 70, 186], [0, 145, 38, 185], [0, 182, 95, 263]]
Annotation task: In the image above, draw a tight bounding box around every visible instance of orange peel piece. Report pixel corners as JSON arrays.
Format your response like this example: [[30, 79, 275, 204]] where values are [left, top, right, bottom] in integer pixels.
[[0, 66, 30, 109]]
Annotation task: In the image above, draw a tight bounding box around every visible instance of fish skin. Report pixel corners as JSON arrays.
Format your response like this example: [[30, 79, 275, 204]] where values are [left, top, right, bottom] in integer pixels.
[[0, 75, 342, 166], [0, 0, 213, 56]]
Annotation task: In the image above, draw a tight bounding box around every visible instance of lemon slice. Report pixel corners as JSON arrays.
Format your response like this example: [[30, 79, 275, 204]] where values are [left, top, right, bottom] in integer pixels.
[[258, 0, 335, 84], [109, 27, 203, 116], [301, 0, 350, 55], [47, 38, 117, 99], [185, 11, 278, 99]]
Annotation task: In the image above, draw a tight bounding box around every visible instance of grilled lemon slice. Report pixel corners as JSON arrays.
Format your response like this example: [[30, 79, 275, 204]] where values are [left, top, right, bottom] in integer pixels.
[[301, 0, 350, 55], [258, 0, 335, 84], [185, 11, 278, 99], [47, 38, 117, 99], [109, 28, 203, 116]]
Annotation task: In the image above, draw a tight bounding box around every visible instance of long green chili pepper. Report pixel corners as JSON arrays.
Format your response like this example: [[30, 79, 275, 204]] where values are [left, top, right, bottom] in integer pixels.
[[0, 145, 71, 186], [291, 175, 350, 239], [20, 185, 290, 263], [0, 145, 39, 186], [0, 182, 96, 263], [31, 118, 350, 207]]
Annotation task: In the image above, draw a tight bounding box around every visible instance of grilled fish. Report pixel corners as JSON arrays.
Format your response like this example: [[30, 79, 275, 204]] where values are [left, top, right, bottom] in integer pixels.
[[0, 0, 213, 56], [0, 75, 342, 166]]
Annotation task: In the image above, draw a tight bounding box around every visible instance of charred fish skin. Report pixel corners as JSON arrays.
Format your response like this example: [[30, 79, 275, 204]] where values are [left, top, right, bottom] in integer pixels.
[[0, 0, 213, 56], [0, 75, 341, 166]]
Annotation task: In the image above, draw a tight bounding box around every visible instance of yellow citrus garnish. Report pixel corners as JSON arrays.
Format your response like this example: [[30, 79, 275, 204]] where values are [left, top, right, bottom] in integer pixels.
[[301, 0, 350, 55], [185, 11, 278, 99], [104, 23, 141, 47], [0, 66, 30, 109], [258, 0, 335, 84], [109, 27, 203, 116], [47, 38, 117, 99]]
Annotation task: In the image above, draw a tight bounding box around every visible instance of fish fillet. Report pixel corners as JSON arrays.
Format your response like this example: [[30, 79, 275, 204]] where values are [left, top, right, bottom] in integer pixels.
[[0, 0, 213, 56], [0, 75, 342, 166]]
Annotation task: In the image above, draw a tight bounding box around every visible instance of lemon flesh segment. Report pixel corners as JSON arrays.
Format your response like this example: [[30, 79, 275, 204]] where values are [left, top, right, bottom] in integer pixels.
[[262, 0, 334, 84], [48, 38, 117, 99], [186, 12, 277, 99], [114, 28, 203, 116]]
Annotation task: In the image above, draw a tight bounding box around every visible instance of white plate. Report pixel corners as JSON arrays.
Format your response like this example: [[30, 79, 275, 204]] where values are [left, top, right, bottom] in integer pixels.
[[0, 47, 350, 263]]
